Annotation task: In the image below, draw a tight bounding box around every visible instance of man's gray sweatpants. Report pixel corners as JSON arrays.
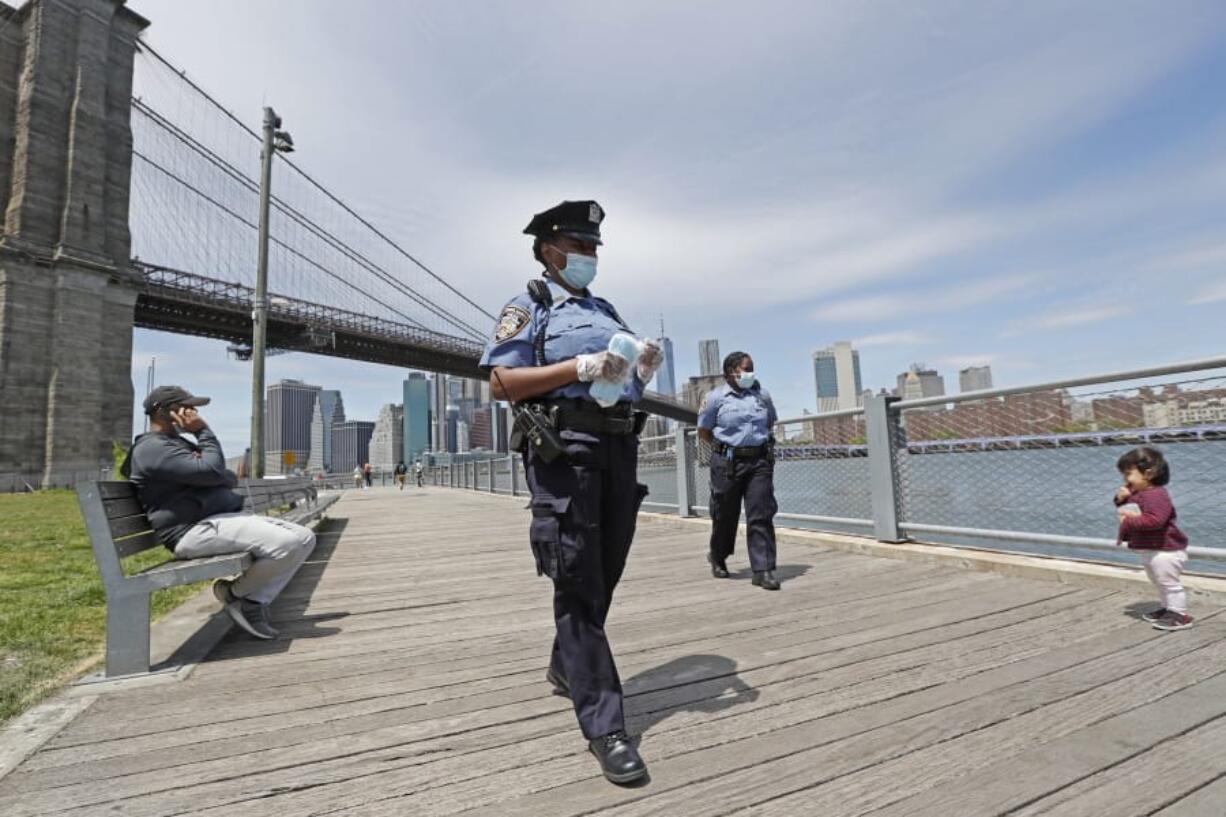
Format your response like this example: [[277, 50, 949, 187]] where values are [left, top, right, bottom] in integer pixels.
[[175, 513, 316, 604]]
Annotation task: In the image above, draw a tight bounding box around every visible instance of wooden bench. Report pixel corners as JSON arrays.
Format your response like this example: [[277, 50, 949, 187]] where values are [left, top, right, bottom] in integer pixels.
[[76, 477, 340, 677]]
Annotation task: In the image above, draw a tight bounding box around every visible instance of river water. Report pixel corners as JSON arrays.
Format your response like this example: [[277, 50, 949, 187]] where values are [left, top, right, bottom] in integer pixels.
[[638, 439, 1226, 575]]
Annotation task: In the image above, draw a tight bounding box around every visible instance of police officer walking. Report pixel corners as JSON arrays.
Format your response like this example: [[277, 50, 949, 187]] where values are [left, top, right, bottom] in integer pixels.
[[480, 200, 663, 784], [697, 351, 782, 590]]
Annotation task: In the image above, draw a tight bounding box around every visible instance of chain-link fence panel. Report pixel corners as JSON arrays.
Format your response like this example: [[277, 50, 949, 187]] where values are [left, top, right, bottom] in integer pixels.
[[637, 434, 678, 509], [773, 413, 872, 526], [691, 414, 873, 535], [893, 374, 1226, 573]]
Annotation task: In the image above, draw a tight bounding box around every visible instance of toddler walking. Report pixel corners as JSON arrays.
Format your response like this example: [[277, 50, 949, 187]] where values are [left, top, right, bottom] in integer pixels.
[[1114, 446, 1192, 631]]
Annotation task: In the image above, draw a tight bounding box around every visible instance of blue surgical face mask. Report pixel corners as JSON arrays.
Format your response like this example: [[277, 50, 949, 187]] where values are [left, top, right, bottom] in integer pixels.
[[737, 371, 757, 389], [557, 252, 597, 290]]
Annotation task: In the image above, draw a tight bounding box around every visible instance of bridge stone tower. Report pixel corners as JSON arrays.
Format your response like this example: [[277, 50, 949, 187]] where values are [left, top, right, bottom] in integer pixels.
[[0, 0, 148, 487]]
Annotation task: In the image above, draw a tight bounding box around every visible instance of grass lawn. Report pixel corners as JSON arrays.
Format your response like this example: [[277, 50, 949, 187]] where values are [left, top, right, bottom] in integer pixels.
[[0, 491, 202, 724]]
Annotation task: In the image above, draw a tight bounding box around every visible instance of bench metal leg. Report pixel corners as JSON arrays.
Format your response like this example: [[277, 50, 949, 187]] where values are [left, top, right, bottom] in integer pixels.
[[106, 592, 151, 677]]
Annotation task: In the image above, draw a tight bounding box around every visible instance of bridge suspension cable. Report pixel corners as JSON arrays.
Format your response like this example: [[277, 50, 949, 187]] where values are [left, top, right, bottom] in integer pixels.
[[131, 99, 490, 338], [130, 39, 497, 345]]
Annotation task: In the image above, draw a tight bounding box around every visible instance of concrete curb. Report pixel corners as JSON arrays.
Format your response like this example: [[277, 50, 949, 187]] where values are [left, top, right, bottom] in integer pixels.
[[0, 694, 97, 781]]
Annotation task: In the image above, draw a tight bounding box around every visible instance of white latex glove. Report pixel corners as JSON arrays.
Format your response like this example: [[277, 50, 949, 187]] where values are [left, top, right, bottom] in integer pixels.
[[576, 352, 632, 383], [637, 339, 663, 383]]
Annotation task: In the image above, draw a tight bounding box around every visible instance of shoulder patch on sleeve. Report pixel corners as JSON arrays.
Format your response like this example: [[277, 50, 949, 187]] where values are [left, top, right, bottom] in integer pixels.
[[494, 305, 532, 341]]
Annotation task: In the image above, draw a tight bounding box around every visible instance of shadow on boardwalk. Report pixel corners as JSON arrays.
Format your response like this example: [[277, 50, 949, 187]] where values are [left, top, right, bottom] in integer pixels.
[[201, 517, 350, 662], [627, 654, 760, 735]]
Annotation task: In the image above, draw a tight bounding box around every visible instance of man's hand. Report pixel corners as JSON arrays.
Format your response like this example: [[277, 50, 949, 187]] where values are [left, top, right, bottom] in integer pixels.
[[170, 406, 207, 433]]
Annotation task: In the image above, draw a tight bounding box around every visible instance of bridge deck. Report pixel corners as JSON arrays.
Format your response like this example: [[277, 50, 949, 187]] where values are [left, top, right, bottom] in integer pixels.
[[4, 488, 1225, 816]]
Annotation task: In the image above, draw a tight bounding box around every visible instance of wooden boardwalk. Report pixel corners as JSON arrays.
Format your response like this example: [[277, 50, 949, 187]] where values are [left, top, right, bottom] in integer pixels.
[[4, 487, 1226, 816]]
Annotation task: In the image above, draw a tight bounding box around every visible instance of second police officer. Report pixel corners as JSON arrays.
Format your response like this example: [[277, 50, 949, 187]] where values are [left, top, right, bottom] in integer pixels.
[[697, 351, 783, 590], [480, 200, 663, 785]]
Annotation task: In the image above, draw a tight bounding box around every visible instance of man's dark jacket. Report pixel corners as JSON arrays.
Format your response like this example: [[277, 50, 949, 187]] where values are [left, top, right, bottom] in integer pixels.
[[124, 428, 244, 550]]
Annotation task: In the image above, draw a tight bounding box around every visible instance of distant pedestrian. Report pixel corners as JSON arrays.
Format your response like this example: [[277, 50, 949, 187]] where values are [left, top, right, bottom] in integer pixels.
[[394, 460, 408, 490], [697, 351, 781, 590], [353, 465, 364, 490], [413, 460, 424, 487], [363, 462, 373, 488], [1115, 446, 1192, 630]]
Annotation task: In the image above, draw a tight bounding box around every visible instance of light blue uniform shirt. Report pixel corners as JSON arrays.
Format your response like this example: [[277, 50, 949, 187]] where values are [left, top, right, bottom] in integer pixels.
[[479, 281, 645, 404], [698, 383, 778, 447]]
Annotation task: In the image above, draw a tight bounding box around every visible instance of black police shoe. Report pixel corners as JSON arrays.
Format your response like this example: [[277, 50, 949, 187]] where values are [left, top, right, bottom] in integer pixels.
[[589, 730, 647, 784], [707, 553, 730, 579], [546, 666, 570, 697], [752, 570, 781, 591]]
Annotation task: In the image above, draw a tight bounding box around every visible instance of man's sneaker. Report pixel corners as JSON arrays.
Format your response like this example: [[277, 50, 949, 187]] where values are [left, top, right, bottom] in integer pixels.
[[213, 579, 236, 606], [1141, 607, 1168, 623], [1152, 612, 1194, 631], [223, 599, 278, 640]]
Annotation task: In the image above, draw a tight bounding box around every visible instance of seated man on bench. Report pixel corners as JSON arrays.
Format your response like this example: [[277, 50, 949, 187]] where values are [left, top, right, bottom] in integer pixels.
[[124, 385, 316, 640]]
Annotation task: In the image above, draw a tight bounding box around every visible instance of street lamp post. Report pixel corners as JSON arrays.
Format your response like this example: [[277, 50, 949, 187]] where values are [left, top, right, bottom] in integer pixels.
[[249, 106, 294, 478]]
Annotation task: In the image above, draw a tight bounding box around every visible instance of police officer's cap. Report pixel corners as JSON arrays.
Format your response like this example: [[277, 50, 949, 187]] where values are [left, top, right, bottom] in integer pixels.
[[523, 200, 604, 245]]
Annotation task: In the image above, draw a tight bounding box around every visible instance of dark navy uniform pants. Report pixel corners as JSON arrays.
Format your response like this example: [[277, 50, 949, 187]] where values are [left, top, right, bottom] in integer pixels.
[[525, 430, 648, 740], [709, 454, 778, 572]]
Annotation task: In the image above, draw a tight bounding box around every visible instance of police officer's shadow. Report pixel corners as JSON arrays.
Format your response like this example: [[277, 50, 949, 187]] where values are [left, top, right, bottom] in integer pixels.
[[729, 563, 812, 582], [624, 654, 760, 738]]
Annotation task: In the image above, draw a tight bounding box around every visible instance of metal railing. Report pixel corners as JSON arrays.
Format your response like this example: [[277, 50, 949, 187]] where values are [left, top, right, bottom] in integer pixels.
[[424, 355, 1226, 573], [424, 454, 525, 497]]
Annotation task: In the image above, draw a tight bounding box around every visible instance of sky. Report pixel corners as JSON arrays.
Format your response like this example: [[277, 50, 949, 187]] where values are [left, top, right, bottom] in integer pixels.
[[126, 0, 1226, 454]]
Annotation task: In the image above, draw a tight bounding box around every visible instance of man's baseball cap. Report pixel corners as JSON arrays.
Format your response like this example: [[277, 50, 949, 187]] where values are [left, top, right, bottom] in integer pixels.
[[143, 385, 210, 414]]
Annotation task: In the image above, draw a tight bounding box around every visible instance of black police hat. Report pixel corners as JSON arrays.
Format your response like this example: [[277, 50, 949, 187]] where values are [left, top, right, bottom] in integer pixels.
[[143, 385, 210, 415], [523, 200, 604, 245]]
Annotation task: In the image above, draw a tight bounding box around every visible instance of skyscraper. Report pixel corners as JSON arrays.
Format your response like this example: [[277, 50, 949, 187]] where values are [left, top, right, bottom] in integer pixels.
[[266, 379, 321, 474], [959, 365, 994, 393], [431, 372, 447, 455], [656, 318, 677, 397], [307, 389, 344, 473], [369, 403, 404, 469], [470, 405, 492, 450], [896, 364, 945, 400], [699, 339, 721, 377], [813, 342, 863, 413], [331, 421, 375, 473], [403, 373, 431, 464]]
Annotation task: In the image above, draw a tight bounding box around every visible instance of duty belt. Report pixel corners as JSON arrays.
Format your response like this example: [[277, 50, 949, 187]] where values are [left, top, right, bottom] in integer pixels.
[[537, 399, 643, 436], [715, 441, 771, 459]]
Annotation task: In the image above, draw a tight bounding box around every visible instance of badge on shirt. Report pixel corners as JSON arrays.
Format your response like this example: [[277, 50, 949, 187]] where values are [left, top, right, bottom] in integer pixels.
[[494, 305, 531, 341]]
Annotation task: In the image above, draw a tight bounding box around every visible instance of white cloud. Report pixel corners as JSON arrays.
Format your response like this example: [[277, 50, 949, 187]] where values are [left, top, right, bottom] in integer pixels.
[[854, 330, 935, 348], [812, 274, 1035, 323], [1189, 280, 1226, 305], [937, 353, 998, 370], [1004, 305, 1132, 336], [1154, 241, 1226, 271]]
